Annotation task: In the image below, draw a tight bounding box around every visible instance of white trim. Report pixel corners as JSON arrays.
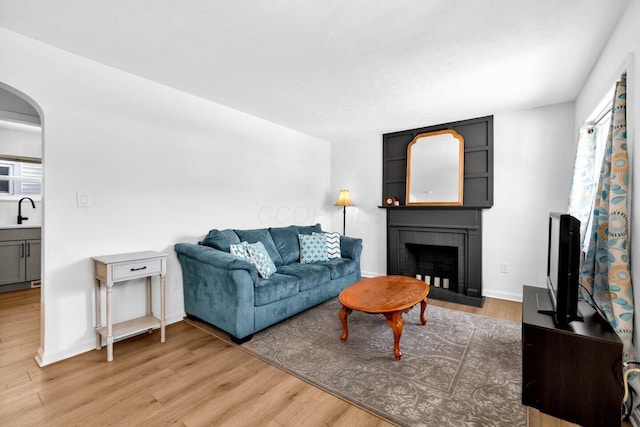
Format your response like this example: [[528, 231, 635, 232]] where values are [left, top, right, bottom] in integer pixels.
[[0, 176, 42, 183], [482, 289, 524, 303], [580, 55, 631, 125], [626, 53, 634, 259], [361, 270, 384, 278], [35, 311, 185, 366]]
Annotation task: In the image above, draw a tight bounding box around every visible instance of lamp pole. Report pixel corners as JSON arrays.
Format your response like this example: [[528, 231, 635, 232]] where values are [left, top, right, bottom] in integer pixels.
[[342, 205, 346, 235], [334, 189, 353, 236]]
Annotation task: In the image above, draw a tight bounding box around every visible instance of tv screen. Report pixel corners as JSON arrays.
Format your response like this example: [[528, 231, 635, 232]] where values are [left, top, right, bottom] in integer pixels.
[[538, 212, 582, 327]]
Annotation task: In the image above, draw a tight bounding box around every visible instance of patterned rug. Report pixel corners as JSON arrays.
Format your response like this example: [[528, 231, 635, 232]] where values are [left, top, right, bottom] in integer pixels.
[[191, 298, 527, 427]]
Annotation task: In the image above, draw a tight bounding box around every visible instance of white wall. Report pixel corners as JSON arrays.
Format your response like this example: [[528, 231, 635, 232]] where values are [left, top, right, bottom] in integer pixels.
[[575, 0, 640, 347], [330, 133, 386, 277], [0, 28, 332, 365], [485, 103, 576, 299], [331, 102, 577, 301]]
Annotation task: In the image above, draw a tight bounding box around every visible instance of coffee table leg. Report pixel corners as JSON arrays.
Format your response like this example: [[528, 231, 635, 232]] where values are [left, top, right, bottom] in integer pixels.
[[384, 311, 405, 360], [420, 299, 428, 325], [339, 306, 351, 342]]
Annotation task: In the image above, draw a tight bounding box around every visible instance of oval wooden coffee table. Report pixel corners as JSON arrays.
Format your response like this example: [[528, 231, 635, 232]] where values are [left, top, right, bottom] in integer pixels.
[[338, 275, 429, 360]]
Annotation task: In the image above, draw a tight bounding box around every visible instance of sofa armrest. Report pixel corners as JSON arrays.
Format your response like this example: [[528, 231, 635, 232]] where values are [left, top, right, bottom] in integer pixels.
[[340, 236, 363, 261], [174, 243, 257, 339], [174, 243, 258, 282]]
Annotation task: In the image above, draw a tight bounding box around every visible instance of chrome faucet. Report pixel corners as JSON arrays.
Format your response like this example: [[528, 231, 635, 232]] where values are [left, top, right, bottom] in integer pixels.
[[18, 197, 36, 224]]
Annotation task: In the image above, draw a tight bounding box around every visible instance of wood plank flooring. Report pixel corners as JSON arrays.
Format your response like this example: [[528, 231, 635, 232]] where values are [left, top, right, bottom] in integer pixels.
[[0, 288, 622, 426]]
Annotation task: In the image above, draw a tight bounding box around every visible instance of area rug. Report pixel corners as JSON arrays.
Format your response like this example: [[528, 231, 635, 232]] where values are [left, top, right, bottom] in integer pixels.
[[191, 298, 527, 427]]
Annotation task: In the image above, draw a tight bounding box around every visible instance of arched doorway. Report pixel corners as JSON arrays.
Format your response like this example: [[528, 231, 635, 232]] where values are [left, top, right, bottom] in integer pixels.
[[0, 82, 45, 365]]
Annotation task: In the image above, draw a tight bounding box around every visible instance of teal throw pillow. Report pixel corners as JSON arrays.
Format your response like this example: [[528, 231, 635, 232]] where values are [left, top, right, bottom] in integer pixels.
[[299, 233, 329, 264], [230, 242, 251, 261], [246, 241, 277, 279]]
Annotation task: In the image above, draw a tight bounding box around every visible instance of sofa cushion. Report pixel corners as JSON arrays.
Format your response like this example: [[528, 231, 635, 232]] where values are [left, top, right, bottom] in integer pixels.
[[234, 228, 284, 266], [246, 241, 277, 279], [294, 223, 322, 235], [254, 273, 299, 306], [277, 263, 331, 292], [201, 229, 241, 252], [316, 258, 359, 279], [269, 226, 300, 264], [299, 233, 329, 263]]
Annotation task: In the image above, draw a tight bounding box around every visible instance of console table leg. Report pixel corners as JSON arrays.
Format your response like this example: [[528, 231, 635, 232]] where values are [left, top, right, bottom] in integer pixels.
[[160, 274, 166, 343], [95, 279, 102, 350], [146, 276, 152, 315], [339, 306, 351, 342], [106, 284, 113, 362]]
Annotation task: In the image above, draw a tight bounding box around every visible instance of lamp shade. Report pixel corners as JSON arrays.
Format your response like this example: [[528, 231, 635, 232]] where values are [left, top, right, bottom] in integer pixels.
[[334, 190, 354, 206]]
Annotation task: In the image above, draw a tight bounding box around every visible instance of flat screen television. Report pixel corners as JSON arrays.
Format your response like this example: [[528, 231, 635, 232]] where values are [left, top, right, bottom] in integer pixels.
[[536, 212, 583, 327]]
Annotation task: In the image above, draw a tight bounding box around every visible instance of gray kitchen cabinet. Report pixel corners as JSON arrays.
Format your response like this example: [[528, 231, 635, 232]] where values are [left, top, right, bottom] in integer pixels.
[[0, 227, 41, 292]]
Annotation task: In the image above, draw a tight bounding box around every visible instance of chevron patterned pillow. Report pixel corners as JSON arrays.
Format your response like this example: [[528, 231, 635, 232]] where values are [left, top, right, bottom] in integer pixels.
[[299, 233, 329, 263], [321, 232, 341, 259]]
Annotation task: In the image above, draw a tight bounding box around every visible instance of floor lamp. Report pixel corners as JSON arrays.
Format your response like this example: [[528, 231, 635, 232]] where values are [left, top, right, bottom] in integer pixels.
[[334, 189, 354, 235]]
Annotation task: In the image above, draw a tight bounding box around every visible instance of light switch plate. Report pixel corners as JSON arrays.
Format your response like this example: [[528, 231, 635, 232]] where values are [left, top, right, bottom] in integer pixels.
[[77, 191, 91, 207]]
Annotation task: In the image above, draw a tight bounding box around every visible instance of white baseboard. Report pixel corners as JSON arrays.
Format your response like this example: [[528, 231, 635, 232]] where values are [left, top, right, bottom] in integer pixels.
[[36, 311, 186, 366], [482, 289, 523, 302], [361, 270, 384, 278]]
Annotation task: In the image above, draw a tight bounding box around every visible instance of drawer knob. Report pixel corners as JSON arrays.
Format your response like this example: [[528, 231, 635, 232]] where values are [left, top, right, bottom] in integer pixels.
[[130, 266, 147, 272]]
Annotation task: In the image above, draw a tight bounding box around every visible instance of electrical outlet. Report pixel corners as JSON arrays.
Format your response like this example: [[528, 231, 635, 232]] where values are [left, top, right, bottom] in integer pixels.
[[172, 278, 181, 290], [500, 262, 509, 274]]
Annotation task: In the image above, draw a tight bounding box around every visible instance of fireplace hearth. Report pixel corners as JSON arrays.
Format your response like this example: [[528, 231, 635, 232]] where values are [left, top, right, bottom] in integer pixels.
[[386, 208, 484, 307]]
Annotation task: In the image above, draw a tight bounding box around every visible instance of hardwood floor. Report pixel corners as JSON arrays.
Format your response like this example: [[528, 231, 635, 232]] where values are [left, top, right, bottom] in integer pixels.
[[0, 288, 622, 426]]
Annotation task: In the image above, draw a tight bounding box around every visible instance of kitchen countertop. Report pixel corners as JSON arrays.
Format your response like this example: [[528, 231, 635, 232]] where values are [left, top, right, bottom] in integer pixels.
[[0, 225, 41, 230]]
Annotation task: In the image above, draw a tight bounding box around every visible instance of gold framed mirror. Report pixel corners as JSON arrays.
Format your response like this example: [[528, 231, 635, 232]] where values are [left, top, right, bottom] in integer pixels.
[[406, 130, 464, 206]]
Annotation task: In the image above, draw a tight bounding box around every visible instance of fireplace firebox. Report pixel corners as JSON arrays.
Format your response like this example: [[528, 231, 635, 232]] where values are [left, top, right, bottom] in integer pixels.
[[406, 244, 459, 292]]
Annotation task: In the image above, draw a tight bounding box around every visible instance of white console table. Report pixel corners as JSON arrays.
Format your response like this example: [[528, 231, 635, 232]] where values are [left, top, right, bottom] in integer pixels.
[[93, 251, 167, 362]]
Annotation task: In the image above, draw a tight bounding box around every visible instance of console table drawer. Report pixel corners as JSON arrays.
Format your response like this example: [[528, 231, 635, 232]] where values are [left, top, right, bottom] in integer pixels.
[[112, 258, 163, 281]]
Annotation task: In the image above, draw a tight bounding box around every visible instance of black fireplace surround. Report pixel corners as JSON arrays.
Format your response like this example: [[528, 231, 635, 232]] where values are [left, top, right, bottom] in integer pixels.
[[382, 116, 492, 307], [387, 208, 484, 306]]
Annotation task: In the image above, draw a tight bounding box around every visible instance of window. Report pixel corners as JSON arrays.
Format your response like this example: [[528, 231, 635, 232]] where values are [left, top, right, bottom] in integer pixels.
[[581, 111, 611, 252], [0, 162, 13, 194], [0, 160, 42, 196], [569, 82, 615, 253]]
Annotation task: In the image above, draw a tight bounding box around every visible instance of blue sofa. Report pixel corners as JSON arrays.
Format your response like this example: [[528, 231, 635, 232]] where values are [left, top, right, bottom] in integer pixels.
[[175, 224, 363, 342]]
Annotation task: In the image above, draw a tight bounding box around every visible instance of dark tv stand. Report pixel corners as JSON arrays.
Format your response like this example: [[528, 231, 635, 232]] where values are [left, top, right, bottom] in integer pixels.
[[522, 285, 623, 427], [535, 292, 584, 323]]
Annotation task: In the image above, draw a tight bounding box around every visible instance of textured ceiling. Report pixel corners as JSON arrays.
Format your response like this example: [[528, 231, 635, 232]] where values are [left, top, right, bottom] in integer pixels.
[[0, 0, 629, 142]]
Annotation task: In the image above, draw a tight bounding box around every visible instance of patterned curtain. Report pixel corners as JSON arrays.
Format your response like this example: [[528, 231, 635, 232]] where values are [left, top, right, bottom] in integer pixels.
[[581, 73, 635, 362], [568, 126, 598, 250]]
